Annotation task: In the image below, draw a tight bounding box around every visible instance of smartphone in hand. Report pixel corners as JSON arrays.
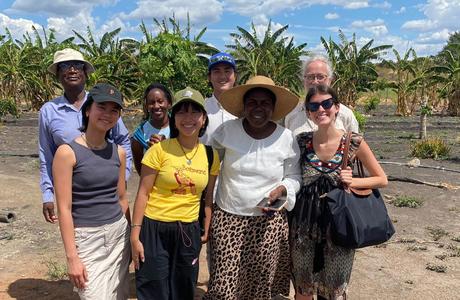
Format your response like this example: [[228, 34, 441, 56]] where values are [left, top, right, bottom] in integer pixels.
[[256, 197, 287, 211]]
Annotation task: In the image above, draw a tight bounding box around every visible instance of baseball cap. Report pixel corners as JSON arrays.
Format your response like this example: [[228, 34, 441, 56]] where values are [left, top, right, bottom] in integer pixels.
[[208, 52, 236, 71], [173, 87, 205, 110], [88, 83, 124, 108]]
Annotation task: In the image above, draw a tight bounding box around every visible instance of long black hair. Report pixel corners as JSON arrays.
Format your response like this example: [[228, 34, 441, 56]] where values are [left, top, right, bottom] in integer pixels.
[[169, 101, 209, 138]]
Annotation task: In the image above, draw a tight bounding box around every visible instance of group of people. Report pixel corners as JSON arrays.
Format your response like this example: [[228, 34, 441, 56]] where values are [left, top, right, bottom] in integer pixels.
[[40, 48, 387, 300]]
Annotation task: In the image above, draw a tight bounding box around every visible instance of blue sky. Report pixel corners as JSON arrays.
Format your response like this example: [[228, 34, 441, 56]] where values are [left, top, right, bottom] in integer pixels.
[[1, 0, 459, 59]]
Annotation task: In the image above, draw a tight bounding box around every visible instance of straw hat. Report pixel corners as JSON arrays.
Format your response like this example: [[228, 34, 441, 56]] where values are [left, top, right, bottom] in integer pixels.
[[219, 76, 299, 121], [47, 48, 95, 75]]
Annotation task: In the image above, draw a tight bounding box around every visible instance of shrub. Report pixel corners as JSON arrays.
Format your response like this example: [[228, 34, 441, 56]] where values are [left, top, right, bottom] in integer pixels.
[[410, 138, 451, 159], [44, 259, 68, 280], [393, 196, 423, 208], [353, 110, 366, 132], [0, 98, 19, 120], [364, 96, 380, 113]]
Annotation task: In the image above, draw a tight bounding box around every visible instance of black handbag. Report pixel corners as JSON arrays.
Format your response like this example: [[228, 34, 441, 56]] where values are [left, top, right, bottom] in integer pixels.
[[326, 132, 395, 249]]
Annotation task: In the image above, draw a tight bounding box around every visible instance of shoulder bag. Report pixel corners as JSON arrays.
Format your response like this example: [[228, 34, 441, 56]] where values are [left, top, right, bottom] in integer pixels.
[[326, 132, 395, 248]]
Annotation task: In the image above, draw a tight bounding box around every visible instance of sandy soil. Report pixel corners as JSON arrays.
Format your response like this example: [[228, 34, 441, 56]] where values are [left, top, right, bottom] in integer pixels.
[[0, 110, 459, 299]]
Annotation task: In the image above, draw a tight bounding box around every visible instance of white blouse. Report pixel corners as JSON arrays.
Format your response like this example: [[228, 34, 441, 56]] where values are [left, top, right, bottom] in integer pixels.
[[211, 118, 301, 216]]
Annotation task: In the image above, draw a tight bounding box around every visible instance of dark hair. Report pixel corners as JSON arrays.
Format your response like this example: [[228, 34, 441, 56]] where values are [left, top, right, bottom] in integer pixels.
[[80, 97, 121, 139], [243, 87, 277, 107], [169, 101, 209, 138], [305, 84, 339, 111], [142, 83, 173, 120]]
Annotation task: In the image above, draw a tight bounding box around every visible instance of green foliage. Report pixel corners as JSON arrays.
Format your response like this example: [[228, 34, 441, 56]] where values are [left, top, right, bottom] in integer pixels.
[[321, 30, 391, 107], [393, 196, 423, 208], [353, 110, 366, 131], [410, 137, 451, 159], [227, 21, 307, 95], [0, 98, 19, 119], [363, 96, 380, 113], [44, 259, 68, 280]]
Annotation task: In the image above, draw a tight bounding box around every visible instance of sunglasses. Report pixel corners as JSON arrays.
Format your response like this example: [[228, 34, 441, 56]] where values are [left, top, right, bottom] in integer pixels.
[[307, 98, 335, 112], [58, 61, 85, 72], [304, 73, 328, 81]]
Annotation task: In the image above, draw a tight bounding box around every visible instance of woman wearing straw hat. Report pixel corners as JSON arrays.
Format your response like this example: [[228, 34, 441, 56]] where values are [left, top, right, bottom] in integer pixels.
[[53, 83, 130, 299], [204, 76, 301, 299], [39, 48, 132, 224]]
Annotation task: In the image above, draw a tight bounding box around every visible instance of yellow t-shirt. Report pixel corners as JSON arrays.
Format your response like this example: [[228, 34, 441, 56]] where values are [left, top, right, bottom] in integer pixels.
[[141, 138, 220, 222]]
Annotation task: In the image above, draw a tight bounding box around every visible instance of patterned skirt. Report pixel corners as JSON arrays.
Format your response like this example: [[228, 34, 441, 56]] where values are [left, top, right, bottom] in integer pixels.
[[204, 206, 290, 300], [290, 232, 355, 299]]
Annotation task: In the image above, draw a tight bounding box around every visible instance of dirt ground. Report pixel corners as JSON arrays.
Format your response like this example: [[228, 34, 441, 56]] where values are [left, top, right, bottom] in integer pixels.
[[0, 108, 459, 300]]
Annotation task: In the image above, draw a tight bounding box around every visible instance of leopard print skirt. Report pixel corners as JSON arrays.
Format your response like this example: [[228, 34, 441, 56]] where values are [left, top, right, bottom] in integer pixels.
[[204, 206, 290, 300]]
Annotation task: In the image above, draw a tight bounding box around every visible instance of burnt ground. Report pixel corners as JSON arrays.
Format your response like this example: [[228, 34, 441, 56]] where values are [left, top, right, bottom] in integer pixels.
[[0, 106, 459, 299]]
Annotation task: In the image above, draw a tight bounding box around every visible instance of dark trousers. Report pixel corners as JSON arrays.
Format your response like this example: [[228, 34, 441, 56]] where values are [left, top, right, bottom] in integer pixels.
[[135, 217, 201, 300]]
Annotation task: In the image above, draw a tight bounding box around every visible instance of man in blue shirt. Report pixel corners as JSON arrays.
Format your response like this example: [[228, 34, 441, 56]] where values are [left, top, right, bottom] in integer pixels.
[[39, 48, 132, 223]]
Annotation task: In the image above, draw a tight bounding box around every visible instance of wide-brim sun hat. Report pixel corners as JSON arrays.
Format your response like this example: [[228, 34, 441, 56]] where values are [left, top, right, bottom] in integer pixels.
[[47, 48, 95, 75], [219, 75, 299, 121]]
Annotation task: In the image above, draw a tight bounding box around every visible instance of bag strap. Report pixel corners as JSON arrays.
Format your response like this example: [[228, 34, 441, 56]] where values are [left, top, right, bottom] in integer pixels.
[[205, 145, 214, 173], [340, 131, 353, 170]]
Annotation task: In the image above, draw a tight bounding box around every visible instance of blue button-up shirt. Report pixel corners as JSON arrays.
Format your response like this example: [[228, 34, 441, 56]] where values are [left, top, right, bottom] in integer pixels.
[[38, 93, 132, 203]]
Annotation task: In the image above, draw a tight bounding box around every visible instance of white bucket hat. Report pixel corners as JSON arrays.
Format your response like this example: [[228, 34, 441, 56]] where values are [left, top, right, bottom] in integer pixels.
[[47, 48, 95, 75]]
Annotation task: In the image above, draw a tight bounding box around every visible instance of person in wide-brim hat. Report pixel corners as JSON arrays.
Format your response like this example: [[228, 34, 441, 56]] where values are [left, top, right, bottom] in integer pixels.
[[219, 75, 298, 121], [47, 48, 95, 75]]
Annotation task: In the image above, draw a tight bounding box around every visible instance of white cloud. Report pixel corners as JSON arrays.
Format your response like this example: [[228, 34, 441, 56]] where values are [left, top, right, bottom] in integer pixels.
[[325, 13, 339, 20], [351, 18, 388, 36], [372, 1, 391, 9], [395, 6, 406, 14], [121, 0, 223, 25], [47, 11, 97, 40], [344, 1, 369, 9], [401, 19, 437, 31], [8, 0, 116, 16], [0, 13, 41, 37], [417, 29, 452, 43]]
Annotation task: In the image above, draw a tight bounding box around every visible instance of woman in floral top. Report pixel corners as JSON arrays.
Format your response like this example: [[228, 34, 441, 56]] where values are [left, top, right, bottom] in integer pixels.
[[289, 84, 387, 300]]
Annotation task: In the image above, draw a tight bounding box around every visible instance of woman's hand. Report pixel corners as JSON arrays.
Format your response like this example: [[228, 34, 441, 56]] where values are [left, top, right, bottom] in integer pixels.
[[148, 134, 165, 147], [340, 166, 353, 187], [131, 239, 145, 270], [201, 233, 209, 244], [66, 256, 88, 289], [261, 186, 287, 215]]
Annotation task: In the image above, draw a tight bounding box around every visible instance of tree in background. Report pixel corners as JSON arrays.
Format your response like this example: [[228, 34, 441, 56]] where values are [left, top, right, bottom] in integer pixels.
[[138, 16, 216, 102], [227, 21, 307, 95], [321, 30, 391, 108]]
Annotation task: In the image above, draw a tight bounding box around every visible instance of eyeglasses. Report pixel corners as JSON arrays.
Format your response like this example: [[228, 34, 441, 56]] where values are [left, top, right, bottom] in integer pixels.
[[307, 98, 335, 112], [304, 73, 328, 82], [58, 61, 85, 72]]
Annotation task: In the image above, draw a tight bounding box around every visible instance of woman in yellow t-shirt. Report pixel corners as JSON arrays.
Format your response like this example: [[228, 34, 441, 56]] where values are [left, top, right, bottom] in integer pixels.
[[130, 87, 220, 300]]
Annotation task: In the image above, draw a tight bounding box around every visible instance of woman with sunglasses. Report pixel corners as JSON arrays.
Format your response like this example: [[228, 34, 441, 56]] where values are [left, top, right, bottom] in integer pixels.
[[131, 83, 173, 175], [289, 84, 387, 300]]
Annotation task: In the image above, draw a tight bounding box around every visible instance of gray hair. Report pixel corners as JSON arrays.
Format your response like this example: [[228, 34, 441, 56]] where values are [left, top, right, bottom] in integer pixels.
[[302, 54, 334, 78]]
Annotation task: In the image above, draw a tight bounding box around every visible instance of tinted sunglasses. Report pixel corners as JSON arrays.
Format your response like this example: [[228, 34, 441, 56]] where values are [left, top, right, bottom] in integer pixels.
[[58, 61, 85, 72], [209, 55, 235, 64], [307, 98, 335, 112]]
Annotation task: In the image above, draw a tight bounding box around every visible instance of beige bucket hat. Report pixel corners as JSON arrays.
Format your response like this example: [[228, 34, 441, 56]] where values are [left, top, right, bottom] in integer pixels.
[[47, 48, 95, 75], [219, 75, 299, 121]]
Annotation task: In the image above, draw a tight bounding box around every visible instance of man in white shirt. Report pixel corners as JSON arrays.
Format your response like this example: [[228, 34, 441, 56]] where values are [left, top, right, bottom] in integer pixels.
[[284, 55, 359, 136], [200, 52, 238, 144]]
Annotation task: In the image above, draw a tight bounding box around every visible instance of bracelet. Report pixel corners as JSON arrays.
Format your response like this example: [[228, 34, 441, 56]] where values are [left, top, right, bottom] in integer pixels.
[[131, 224, 142, 228]]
